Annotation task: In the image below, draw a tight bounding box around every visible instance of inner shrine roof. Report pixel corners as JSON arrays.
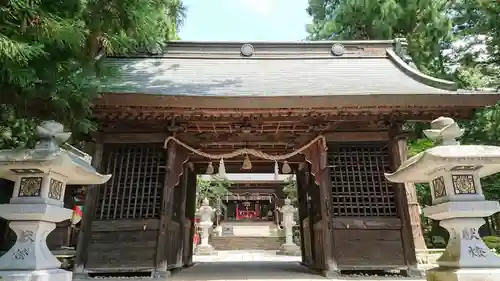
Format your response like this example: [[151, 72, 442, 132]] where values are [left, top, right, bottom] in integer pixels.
[[103, 39, 495, 98]]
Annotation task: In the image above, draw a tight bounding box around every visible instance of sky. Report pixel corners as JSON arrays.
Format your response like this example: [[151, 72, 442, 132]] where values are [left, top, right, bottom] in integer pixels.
[[179, 0, 311, 41]]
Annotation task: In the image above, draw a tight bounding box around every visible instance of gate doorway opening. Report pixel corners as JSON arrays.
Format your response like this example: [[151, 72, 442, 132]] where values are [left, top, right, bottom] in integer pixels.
[[197, 173, 294, 252]]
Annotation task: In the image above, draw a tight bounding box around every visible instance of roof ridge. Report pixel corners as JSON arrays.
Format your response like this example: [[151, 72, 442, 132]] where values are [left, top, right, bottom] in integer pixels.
[[116, 40, 394, 59]]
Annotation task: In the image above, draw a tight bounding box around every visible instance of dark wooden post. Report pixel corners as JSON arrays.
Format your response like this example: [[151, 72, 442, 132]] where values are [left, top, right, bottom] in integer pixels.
[[74, 140, 104, 274], [317, 147, 339, 277], [183, 167, 197, 267], [175, 163, 189, 268], [389, 132, 421, 277], [155, 141, 176, 277], [304, 164, 318, 269], [296, 168, 308, 265], [396, 139, 427, 250]]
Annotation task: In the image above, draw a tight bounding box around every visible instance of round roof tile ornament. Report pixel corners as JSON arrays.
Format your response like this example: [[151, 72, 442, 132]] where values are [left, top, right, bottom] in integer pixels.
[[331, 44, 345, 56], [240, 44, 254, 57]]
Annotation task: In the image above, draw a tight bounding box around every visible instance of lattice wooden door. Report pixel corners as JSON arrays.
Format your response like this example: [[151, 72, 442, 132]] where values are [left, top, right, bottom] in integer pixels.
[[88, 143, 166, 270], [327, 142, 405, 269]]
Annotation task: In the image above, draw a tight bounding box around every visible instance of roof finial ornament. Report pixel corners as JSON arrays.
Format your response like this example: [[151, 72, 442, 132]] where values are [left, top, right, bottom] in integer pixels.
[[35, 121, 71, 153], [423, 117, 464, 146], [394, 38, 417, 69]]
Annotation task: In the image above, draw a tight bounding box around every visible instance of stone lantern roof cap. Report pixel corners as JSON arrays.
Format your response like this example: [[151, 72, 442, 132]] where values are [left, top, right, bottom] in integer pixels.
[[0, 121, 111, 185], [385, 145, 500, 183]]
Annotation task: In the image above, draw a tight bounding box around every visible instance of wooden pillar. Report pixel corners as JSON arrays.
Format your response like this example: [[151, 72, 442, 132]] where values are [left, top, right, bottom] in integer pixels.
[[183, 166, 197, 267], [296, 168, 308, 265], [389, 135, 420, 276], [304, 164, 318, 268], [396, 139, 427, 250], [316, 149, 339, 277], [155, 141, 176, 277], [74, 141, 104, 273], [175, 163, 189, 268]]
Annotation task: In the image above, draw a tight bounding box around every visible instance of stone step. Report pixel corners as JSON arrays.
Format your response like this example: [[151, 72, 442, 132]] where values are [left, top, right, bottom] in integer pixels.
[[210, 236, 284, 251]]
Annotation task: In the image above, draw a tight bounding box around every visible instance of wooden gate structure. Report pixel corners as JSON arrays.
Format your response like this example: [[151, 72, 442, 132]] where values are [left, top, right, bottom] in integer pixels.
[[70, 39, 498, 277]]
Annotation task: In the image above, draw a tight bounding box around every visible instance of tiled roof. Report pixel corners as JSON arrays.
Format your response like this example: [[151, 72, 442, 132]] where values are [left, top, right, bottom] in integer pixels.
[[103, 39, 460, 97]]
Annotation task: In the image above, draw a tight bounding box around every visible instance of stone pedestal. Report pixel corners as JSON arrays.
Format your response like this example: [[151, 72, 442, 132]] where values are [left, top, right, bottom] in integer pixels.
[[276, 243, 301, 256], [195, 221, 215, 255], [0, 121, 111, 281], [0, 178, 73, 281], [427, 268, 500, 281], [423, 203, 500, 281]]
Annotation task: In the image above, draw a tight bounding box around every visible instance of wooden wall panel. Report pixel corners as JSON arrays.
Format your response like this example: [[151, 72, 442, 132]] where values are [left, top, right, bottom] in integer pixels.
[[87, 220, 159, 270], [87, 230, 157, 270], [334, 230, 405, 269]]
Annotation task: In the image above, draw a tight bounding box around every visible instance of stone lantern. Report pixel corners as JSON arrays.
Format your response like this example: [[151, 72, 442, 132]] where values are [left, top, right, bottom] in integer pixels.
[[195, 198, 215, 255], [0, 121, 111, 281], [385, 117, 500, 281], [276, 197, 300, 256]]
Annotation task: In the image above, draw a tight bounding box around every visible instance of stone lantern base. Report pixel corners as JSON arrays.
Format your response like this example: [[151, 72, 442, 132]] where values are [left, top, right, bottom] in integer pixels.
[[0, 268, 71, 281], [276, 243, 301, 256], [427, 267, 500, 281], [195, 244, 216, 255]]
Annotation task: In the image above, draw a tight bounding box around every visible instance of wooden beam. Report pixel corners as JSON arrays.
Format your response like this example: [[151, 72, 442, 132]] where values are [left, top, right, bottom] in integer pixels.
[[325, 131, 389, 142], [95, 93, 490, 111], [94, 106, 474, 124], [73, 141, 104, 273], [102, 133, 169, 143]]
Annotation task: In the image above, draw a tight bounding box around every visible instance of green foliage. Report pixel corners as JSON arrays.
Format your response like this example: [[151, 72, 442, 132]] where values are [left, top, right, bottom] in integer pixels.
[[483, 236, 500, 252], [0, 0, 186, 149], [196, 176, 232, 211], [283, 175, 298, 205], [450, 1, 500, 89], [306, 0, 453, 77]]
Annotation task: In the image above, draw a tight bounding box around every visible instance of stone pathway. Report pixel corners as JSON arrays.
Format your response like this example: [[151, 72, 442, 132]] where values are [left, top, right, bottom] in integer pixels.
[[170, 250, 425, 281], [192, 250, 302, 263]]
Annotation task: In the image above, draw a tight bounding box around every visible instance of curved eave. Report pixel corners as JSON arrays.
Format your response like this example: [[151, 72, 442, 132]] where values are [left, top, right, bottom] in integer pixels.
[[385, 146, 500, 183], [386, 49, 457, 91], [0, 155, 111, 185]]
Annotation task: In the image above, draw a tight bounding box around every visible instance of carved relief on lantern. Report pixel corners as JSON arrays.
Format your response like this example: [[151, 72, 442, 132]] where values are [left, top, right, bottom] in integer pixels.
[[48, 179, 64, 200], [452, 174, 477, 195], [18, 177, 43, 197], [432, 176, 446, 198]]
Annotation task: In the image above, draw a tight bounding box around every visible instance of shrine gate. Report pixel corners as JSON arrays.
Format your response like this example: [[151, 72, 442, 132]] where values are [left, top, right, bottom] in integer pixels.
[[41, 39, 498, 277]]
